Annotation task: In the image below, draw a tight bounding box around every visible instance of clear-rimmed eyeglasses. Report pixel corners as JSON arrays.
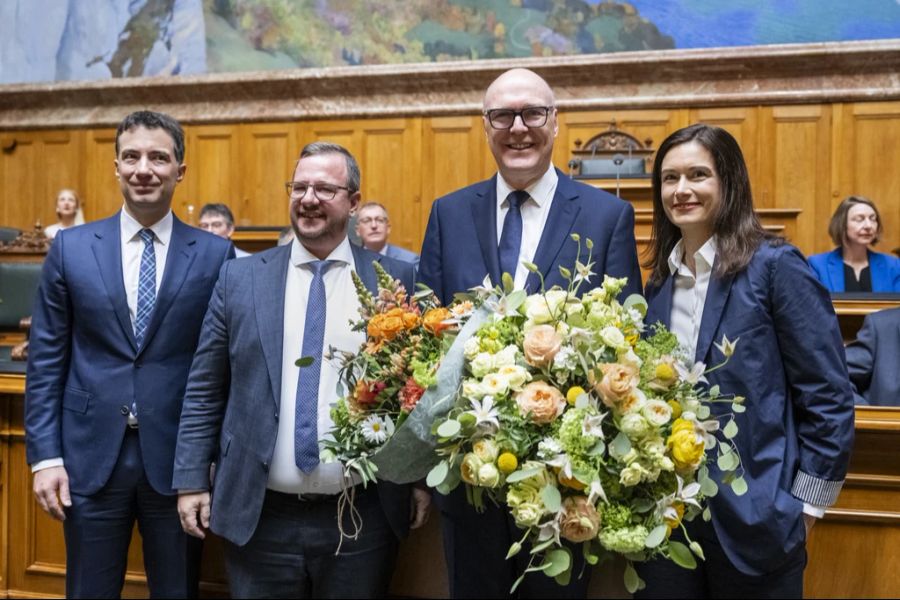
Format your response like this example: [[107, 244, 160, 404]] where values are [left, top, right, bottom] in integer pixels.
[[483, 106, 553, 130], [358, 216, 388, 226], [285, 181, 350, 201]]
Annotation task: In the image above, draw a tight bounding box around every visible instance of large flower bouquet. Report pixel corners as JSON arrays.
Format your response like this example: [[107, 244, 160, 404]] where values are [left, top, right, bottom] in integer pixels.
[[321, 262, 473, 485], [427, 236, 747, 593]]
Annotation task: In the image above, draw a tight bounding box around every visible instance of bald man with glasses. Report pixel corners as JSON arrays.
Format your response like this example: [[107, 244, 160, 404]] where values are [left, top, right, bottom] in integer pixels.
[[419, 68, 642, 599]]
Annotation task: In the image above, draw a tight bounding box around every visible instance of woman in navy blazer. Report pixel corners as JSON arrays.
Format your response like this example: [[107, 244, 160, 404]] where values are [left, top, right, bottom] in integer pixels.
[[808, 196, 900, 292], [635, 124, 855, 599]]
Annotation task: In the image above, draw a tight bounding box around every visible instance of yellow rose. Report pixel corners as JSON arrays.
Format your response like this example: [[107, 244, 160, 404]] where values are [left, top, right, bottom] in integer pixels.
[[522, 324, 563, 368], [515, 381, 566, 424], [497, 452, 518, 474], [667, 418, 705, 470], [566, 386, 586, 406], [558, 496, 602, 543]]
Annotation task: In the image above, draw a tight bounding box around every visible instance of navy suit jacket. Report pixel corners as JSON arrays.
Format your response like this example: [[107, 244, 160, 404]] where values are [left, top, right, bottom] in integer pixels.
[[172, 242, 416, 546], [419, 169, 642, 305], [384, 243, 420, 270], [846, 307, 900, 406], [808, 248, 900, 292], [25, 213, 234, 495], [645, 242, 855, 575]]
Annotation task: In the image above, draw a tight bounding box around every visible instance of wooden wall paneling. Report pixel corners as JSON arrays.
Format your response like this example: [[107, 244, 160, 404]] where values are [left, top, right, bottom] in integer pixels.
[[0, 132, 38, 229], [39, 131, 84, 232], [83, 128, 122, 222], [181, 125, 242, 226], [688, 107, 762, 202], [420, 116, 486, 245], [238, 123, 299, 227], [0, 392, 9, 595], [835, 102, 900, 254], [760, 105, 832, 255]]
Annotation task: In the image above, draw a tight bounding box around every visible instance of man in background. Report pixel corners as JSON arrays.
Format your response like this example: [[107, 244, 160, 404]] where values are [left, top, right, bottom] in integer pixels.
[[198, 202, 250, 257], [26, 110, 233, 598], [845, 306, 900, 406], [355, 201, 419, 268]]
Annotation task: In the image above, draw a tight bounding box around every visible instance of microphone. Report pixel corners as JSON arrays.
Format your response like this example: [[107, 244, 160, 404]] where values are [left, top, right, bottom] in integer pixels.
[[612, 154, 625, 198]]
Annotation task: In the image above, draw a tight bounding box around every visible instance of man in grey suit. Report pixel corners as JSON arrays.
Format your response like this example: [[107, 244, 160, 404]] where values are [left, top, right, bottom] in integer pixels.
[[173, 142, 430, 597], [355, 201, 420, 268], [845, 306, 900, 406]]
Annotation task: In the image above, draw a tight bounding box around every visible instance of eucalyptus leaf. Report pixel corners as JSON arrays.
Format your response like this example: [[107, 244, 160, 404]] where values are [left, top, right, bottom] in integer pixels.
[[623, 294, 648, 318], [610, 431, 632, 458], [505, 467, 542, 483], [588, 440, 606, 456], [697, 405, 711, 419], [702, 507, 712, 521], [723, 419, 739, 440], [505, 290, 528, 312], [699, 476, 719, 497], [730, 476, 748, 496], [426, 461, 449, 488], [632, 498, 656, 513], [436, 419, 461, 439], [732, 402, 746, 413], [554, 568, 572, 587], [644, 524, 668, 548], [530, 537, 556, 554], [708, 384, 720, 398], [668, 541, 697, 569], [716, 449, 738, 471], [543, 548, 571, 577], [624, 562, 640, 594], [542, 484, 562, 513], [295, 356, 315, 367]]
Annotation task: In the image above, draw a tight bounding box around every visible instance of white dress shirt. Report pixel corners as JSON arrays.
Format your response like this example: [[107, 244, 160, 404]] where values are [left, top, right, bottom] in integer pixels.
[[32, 208, 173, 473], [666, 235, 824, 518], [494, 165, 558, 289], [267, 237, 364, 495]]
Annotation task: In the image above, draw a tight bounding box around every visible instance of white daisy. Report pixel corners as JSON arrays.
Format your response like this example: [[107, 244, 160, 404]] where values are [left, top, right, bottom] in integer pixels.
[[360, 414, 394, 444]]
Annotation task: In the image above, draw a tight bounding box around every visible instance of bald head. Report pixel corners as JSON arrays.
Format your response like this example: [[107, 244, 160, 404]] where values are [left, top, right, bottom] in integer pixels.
[[483, 68, 556, 110]]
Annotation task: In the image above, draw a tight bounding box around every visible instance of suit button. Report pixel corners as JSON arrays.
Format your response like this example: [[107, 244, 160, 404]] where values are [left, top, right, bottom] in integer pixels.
[[120, 405, 130, 415], [262, 462, 269, 473]]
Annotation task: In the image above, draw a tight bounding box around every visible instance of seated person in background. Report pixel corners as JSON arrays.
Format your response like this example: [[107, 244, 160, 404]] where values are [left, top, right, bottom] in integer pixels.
[[44, 188, 85, 239], [845, 307, 900, 406], [198, 203, 250, 257], [808, 196, 900, 292], [354, 201, 419, 268]]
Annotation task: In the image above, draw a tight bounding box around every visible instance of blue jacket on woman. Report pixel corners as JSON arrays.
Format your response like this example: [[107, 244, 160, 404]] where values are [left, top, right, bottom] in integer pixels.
[[808, 248, 900, 292]]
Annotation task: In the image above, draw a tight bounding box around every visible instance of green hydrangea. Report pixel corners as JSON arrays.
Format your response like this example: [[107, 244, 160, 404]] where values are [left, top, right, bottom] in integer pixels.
[[558, 408, 597, 455], [599, 503, 634, 530], [599, 525, 649, 554], [636, 326, 680, 382], [410, 357, 437, 388]]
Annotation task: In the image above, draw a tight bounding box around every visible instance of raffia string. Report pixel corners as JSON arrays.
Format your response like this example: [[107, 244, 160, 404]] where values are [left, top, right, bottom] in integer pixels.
[[334, 467, 363, 555]]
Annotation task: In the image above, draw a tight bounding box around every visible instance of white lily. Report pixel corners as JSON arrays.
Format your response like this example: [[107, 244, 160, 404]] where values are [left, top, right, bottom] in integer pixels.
[[676, 361, 709, 385], [714, 335, 739, 359], [582, 411, 607, 439]]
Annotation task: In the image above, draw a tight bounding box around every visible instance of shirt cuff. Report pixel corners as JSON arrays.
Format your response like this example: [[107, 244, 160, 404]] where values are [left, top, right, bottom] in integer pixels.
[[31, 458, 64, 473], [791, 470, 843, 506], [802, 502, 826, 519]]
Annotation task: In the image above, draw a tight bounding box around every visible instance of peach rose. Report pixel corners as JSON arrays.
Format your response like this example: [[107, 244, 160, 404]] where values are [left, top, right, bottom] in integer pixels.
[[523, 325, 563, 368], [515, 381, 566, 424], [558, 496, 601, 543], [592, 363, 639, 408], [423, 307, 453, 335]]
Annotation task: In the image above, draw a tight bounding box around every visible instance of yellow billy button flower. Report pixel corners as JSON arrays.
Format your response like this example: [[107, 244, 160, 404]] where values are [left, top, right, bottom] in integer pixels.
[[497, 452, 518, 474], [655, 362, 675, 381], [566, 386, 586, 406]]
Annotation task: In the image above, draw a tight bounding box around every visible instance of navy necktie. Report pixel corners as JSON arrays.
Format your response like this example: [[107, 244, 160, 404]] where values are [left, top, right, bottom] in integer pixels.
[[295, 259, 336, 473], [498, 190, 528, 280], [134, 228, 156, 347]]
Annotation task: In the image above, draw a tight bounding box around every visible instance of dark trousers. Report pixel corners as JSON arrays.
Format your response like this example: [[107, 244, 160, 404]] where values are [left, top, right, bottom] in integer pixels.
[[224, 486, 399, 599], [634, 516, 807, 599], [62, 429, 202, 599], [438, 487, 590, 599]]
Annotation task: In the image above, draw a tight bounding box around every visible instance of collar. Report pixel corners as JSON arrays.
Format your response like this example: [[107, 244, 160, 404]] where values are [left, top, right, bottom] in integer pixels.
[[120, 207, 173, 245], [290, 235, 354, 268], [496, 164, 558, 209], [668, 236, 718, 277]]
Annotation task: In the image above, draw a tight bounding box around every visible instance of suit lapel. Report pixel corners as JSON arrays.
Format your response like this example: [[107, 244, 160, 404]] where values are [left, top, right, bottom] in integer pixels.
[[91, 213, 137, 353], [470, 177, 501, 287], [137, 218, 197, 356], [255, 245, 291, 409], [526, 170, 582, 293], [826, 250, 844, 292], [645, 277, 674, 330], [351, 243, 379, 294], [694, 269, 735, 365]]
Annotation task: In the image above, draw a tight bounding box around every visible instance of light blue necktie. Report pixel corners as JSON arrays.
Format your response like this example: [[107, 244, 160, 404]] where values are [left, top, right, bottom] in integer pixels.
[[498, 190, 528, 280], [134, 228, 156, 347], [295, 259, 336, 473]]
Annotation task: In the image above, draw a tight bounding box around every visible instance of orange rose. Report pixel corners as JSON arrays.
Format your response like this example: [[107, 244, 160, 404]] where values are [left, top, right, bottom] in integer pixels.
[[522, 325, 563, 368], [558, 496, 601, 543], [401, 309, 420, 330], [423, 307, 453, 335], [592, 363, 639, 408], [367, 308, 406, 341], [515, 381, 566, 424]]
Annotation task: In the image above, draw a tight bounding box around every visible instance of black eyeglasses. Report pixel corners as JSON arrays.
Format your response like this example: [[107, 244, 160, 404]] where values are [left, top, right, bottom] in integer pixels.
[[285, 181, 351, 202], [483, 106, 553, 130]]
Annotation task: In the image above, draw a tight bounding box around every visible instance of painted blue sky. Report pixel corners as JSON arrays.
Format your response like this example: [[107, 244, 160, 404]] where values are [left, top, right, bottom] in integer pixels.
[[603, 0, 900, 48]]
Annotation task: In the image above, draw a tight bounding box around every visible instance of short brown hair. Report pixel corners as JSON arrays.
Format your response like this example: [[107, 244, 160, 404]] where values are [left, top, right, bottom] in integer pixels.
[[828, 196, 882, 246]]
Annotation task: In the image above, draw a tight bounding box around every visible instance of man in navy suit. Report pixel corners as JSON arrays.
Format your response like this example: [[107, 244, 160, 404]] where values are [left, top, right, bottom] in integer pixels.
[[25, 110, 234, 598], [419, 68, 642, 598], [173, 142, 430, 598], [846, 307, 900, 406], [355, 201, 420, 268]]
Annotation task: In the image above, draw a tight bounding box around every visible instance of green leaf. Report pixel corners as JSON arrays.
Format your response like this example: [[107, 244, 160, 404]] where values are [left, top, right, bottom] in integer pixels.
[[505, 290, 527, 312], [708, 384, 720, 398], [730, 476, 748, 496], [530, 537, 556, 554], [716, 448, 738, 471], [732, 402, 746, 413], [623, 294, 648, 318], [457, 412, 477, 430], [623, 562, 640, 594], [699, 476, 719, 497], [543, 548, 571, 577], [702, 507, 712, 521], [697, 405, 711, 419], [583, 541, 599, 565], [426, 461, 449, 488], [610, 431, 632, 458], [505, 467, 542, 483], [668, 541, 697, 569], [587, 440, 606, 456], [295, 356, 315, 367], [723, 419, 739, 440], [644, 524, 668, 548], [502, 272, 515, 293], [554, 568, 572, 587], [632, 498, 656, 513], [542, 484, 562, 513], [436, 419, 461, 438], [506, 542, 522, 559]]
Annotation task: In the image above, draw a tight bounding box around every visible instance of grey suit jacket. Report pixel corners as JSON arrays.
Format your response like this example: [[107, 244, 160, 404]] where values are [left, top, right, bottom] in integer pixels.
[[172, 242, 416, 545], [846, 307, 900, 406]]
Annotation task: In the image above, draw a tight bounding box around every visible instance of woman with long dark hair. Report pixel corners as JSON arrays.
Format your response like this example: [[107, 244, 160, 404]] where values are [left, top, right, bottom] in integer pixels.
[[637, 124, 854, 598]]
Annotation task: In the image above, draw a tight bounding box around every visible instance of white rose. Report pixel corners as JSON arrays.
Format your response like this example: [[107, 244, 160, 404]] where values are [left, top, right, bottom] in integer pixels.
[[477, 462, 501, 488], [463, 379, 485, 399], [620, 413, 651, 438], [463, 337, 481, 360], [524, 290, 568, 324], [599, 326, 627, 351], [642, 399, 673, 427], [619, 464, 643, 487], [493, 345, 519, 368], [619, 347, 643, 369], [497, 365, 531, 390], [470, 352, 495, 378], [482, 373, 510, 397]]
